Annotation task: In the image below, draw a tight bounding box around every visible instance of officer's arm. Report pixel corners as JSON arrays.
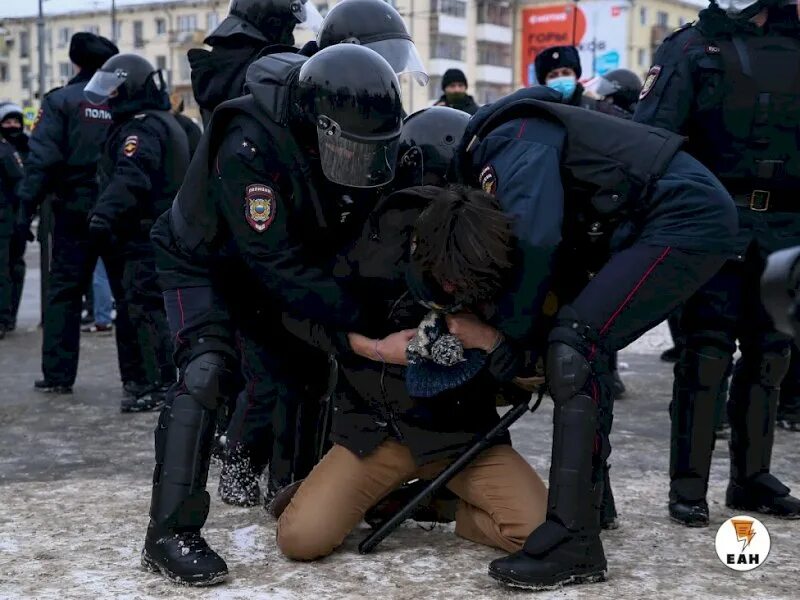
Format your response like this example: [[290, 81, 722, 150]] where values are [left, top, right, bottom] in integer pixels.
[[214, 130, 361, 330], [474, 118, 564, 350], [632, 35, 695, 132], [17, 94, 65, 216], [92, 121, 161, 228]]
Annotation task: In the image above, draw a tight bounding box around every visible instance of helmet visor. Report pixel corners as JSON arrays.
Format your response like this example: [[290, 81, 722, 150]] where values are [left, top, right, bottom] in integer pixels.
[[366, 38, 429, 87], [583, 76, 619, 98], [291, 0, 324, 33], [317, 117, 400, 188], [84, 69, 127, 105]]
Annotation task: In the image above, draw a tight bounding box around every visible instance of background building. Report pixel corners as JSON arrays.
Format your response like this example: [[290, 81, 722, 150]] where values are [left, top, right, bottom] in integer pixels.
[[514, 0, 702, 87], [0, 0, 517, 120]]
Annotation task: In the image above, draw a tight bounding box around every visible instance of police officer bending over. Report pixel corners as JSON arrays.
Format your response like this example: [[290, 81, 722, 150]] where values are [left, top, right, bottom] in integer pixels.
[[84, 55, 190, 411], [143, 45, 405, 586], [409, 86, 737, 590], [634, 0, 800, 526]]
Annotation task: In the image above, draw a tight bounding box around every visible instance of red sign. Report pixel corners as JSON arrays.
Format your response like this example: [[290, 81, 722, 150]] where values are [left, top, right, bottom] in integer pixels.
[[521, 6, 587, 86]]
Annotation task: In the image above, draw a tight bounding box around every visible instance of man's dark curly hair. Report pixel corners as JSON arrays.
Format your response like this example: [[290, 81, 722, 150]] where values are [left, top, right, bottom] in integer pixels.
[[411, 185, 515, 306]]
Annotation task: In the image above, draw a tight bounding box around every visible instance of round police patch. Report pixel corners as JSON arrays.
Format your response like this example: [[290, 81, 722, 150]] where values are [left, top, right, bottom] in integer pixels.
[[639, 65, 662, 100], [123, 135, 139, 158], [245, 184, 276, 233], [479, 164, 497, 196]]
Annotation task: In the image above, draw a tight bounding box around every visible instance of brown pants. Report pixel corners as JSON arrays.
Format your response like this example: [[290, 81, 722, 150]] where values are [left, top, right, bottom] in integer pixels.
[[276, 440, 547, 560]]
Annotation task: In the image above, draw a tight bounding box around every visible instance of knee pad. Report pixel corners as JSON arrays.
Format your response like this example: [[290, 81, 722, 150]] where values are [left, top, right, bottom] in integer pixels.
[[677, 344, 732, 390], [547, 341, 592, 404], [183, 352, 234, 410]]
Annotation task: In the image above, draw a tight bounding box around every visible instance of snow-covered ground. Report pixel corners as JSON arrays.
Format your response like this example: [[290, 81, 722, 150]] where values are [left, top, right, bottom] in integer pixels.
[[1, 250, 797, 600]]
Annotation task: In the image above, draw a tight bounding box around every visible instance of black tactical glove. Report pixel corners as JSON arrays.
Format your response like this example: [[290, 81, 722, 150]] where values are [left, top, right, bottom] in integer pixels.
[[88, 214, 114, 247]]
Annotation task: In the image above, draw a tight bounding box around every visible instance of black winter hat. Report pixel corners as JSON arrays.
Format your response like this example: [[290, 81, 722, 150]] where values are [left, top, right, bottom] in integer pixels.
[[441, 68, 468, 91], [534, 45, 582, 84], [69, 32, 119, 71]]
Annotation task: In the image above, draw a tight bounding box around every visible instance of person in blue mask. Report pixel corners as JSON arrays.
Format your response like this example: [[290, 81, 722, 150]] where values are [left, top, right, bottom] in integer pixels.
[[534, 46, 583, 105]]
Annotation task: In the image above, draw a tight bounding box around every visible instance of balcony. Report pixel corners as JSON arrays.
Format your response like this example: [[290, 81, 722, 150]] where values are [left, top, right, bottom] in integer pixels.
[[475, 65, 512, 85], [430, 14, 468, 37], [475, 24, 512, 44]]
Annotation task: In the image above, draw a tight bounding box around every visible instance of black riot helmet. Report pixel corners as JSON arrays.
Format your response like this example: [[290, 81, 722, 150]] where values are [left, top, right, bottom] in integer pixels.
[[603, 69, 643, 112], [713, 0, 797, 18], [294, 44, 403, 188], [395, 107, 470, 188], [84, 54, 169, 114], [207, 0, 323, 45], [317, 0, 428, 86]]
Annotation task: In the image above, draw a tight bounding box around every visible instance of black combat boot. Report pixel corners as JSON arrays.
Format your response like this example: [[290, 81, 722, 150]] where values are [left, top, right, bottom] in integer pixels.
[[121, 386, 165, 413], [726, 349, 800, 518], [668, 346, 729, 527], [142, 522, 228, 586], [218, 444, 264, 507], [34, 379, 73, 394]]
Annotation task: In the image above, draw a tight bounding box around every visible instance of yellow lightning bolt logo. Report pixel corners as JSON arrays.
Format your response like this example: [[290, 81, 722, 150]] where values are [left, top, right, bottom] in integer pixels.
[[731, 518, 756, 552]]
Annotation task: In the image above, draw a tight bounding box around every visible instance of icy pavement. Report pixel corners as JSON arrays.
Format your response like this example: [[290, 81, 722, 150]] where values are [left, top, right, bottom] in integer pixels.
[[1, 253, 798, 599]]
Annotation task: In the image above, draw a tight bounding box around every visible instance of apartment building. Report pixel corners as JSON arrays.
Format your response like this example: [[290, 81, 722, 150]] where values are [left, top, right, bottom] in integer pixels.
[[0, 0, 516, 119], [514, 0, 702, 87]]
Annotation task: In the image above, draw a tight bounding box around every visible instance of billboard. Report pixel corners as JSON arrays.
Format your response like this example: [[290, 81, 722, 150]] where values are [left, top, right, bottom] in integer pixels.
[[521, 1, 630, 87]]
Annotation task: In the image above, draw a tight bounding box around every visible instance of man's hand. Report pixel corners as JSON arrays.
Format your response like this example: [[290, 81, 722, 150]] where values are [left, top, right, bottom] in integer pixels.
[[88, 214, 114, 247], [446, 312, 501, 352], [348, 330, 417, 366]]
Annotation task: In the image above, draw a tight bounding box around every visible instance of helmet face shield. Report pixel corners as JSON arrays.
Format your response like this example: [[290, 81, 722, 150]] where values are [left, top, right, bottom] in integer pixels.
[[365, 38, 429, 86], [291, 0, 324, 33], [584, 76, 620, 98], [84, 69, 128, 105], [316, 116, 400, 188]]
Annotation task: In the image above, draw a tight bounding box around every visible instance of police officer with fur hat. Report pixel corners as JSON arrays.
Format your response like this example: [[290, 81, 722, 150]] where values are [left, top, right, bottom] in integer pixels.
[[635, 0, 800, 527], [142, 44, 405, 585], [16, 32, 149, 398], [189, 0, 323, 124], [0, 102, 27, 339], [84, 54, 190, 411]]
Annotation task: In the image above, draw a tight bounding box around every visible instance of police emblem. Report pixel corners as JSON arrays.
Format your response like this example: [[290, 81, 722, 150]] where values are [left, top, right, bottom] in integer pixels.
[[123, 135, 139, 157], [479, 164, 497, 196], [639, 65, 662, 100], [245, 184, 276, 232]]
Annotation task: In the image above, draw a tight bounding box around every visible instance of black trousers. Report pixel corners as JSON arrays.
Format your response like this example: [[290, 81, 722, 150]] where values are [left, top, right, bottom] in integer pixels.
[[0, 228, 25, 329]]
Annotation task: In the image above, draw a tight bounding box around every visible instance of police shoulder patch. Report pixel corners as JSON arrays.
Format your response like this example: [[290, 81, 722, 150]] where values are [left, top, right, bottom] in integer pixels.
[[122, 135, 139, 158], [479, 164, 497, 196], [639, 65, 662, 100], [245, 184, 276, 233]]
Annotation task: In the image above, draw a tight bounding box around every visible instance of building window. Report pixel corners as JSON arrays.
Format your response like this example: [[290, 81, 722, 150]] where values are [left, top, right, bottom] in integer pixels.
[[638, 48, 647, 67], [155, 18, 167, 35], [133, 21, 144, 48], [431, 34, 464, 60], [431, 0, 467, 19], [178, 54, 191, 81], [58, 27, 71, 48], [177, 15, 198, 33], [0, 64, 8, 82], [83, 25, 100, 35], [156, 55, 167, 71], [477, 42, 511, 67], [21, 65, 30, 89], [20, 31, 30, 58], [657, 12, 669, 27], [476, 0, 511, 27], [475, 82, 511, 105], [113, 21, 122, 42], [207, 12, 221, 32], [59, 62, 72, 79], [639, 7, 647, 25]]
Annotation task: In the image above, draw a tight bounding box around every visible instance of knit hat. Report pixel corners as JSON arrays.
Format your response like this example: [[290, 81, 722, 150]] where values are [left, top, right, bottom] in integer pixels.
[[69, 32, 119, 71], [534, 46, 582, 84], [441, 68, 468, 91]]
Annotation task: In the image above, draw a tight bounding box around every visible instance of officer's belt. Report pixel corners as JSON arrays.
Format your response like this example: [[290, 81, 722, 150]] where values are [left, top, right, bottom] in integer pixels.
[[732, 190, 798, 213]]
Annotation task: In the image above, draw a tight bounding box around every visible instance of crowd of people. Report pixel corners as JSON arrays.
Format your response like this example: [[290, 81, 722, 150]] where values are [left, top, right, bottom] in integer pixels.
[[1, 0, 799, 592]]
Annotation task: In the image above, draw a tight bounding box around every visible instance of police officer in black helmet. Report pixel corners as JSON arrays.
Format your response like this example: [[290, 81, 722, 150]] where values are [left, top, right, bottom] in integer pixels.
[[634, 0, 800, 527], [189, 0, 322, 124], [84, 54, 190, 411], [142, 44, 404, 586]]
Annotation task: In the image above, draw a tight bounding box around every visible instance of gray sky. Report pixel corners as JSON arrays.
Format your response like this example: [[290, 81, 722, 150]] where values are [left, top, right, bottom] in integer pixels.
[[2, 1, 184, 19]]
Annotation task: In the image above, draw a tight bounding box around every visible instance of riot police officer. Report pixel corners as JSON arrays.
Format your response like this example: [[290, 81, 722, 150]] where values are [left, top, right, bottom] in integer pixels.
[[216, 0, 430, 511], [142, 44, 404, 586], [0, 103, 27, 339], [189, 0, 322, 124], [430, 85, 737, 590], [16, 33, 148, 397], [634, 0, 800, 526], [84, 54, 190, 411]]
